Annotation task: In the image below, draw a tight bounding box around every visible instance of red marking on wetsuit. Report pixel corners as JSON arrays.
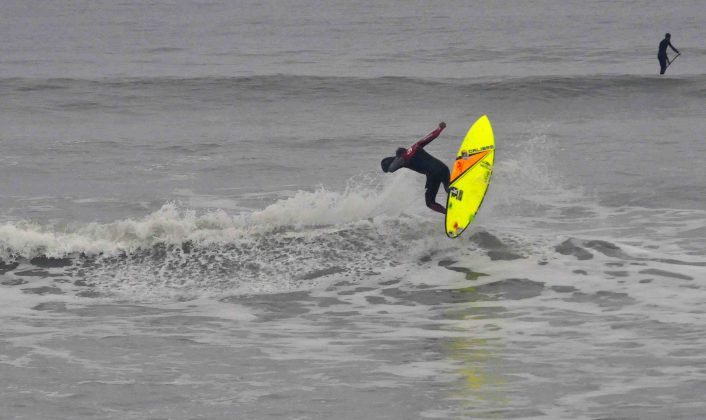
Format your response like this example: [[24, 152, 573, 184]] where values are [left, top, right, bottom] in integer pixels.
[[402, 127, 444, 163]]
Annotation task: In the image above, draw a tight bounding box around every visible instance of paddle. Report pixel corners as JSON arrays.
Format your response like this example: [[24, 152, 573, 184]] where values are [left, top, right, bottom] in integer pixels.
[[667, 53, 681, 68]]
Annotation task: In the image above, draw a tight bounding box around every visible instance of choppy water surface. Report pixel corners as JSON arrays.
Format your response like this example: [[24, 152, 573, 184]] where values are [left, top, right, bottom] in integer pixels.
[[2, 1, 706, 419]]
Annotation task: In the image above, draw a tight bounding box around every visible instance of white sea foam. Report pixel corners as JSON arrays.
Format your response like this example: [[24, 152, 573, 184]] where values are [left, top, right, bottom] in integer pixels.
[[0, 175, 424, 260]]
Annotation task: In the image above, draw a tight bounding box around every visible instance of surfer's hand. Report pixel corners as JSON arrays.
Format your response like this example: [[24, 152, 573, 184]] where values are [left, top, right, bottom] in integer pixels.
[[439, 122, 446, 129]]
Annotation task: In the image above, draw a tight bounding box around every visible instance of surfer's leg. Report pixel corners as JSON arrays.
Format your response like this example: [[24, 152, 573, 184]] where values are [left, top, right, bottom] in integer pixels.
[[425, 177, 446, 214], [428, 202, 446, 214], [659, 56, 667, 74], [441, 166, 450, 193]]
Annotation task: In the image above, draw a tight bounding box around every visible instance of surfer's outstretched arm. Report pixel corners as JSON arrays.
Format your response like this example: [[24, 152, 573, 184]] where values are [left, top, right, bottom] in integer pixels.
[[669, 41, 680, 54], [412, 122, 446, 150]]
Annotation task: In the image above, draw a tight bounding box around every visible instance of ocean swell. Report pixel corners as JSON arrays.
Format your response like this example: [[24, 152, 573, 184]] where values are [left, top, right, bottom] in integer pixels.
[[3, 74, 705, 104]]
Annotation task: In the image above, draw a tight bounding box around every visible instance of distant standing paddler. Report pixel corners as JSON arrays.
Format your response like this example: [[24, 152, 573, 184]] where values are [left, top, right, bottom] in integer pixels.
[[658, 33, 680, 75]]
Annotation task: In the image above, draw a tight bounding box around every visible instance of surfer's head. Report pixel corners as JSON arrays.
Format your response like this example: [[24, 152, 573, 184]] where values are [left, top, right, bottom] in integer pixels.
[[381, 148, 407, 172], [665, 33, 671, 39], [380, 156, 395, 173]]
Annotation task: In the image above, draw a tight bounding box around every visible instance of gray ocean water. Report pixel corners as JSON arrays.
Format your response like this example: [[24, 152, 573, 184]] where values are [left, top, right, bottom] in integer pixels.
[[2, 1, 706, 419]]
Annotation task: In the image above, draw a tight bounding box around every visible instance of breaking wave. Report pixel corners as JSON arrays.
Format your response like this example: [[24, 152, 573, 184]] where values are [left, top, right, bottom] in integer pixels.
[[0, 175, 451, 298], [0, 175, 425, 261]]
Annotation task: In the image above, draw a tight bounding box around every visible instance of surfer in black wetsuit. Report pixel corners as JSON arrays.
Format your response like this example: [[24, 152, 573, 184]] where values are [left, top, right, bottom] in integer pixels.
[[381, 122, 450, 214], [658, 33, 680, 75]]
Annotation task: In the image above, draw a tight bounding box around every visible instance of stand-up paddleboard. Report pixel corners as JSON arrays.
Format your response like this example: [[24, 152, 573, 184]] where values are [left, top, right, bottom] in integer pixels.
[[445, 115, 495, 238]]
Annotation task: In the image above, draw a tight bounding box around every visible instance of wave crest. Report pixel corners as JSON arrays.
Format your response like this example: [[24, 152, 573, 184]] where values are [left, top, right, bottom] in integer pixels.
[[0, 175, 423, 260]]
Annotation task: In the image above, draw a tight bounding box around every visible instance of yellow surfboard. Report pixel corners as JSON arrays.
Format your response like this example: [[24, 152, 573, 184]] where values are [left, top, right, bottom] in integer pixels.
[[445, 115, 495, 238]]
